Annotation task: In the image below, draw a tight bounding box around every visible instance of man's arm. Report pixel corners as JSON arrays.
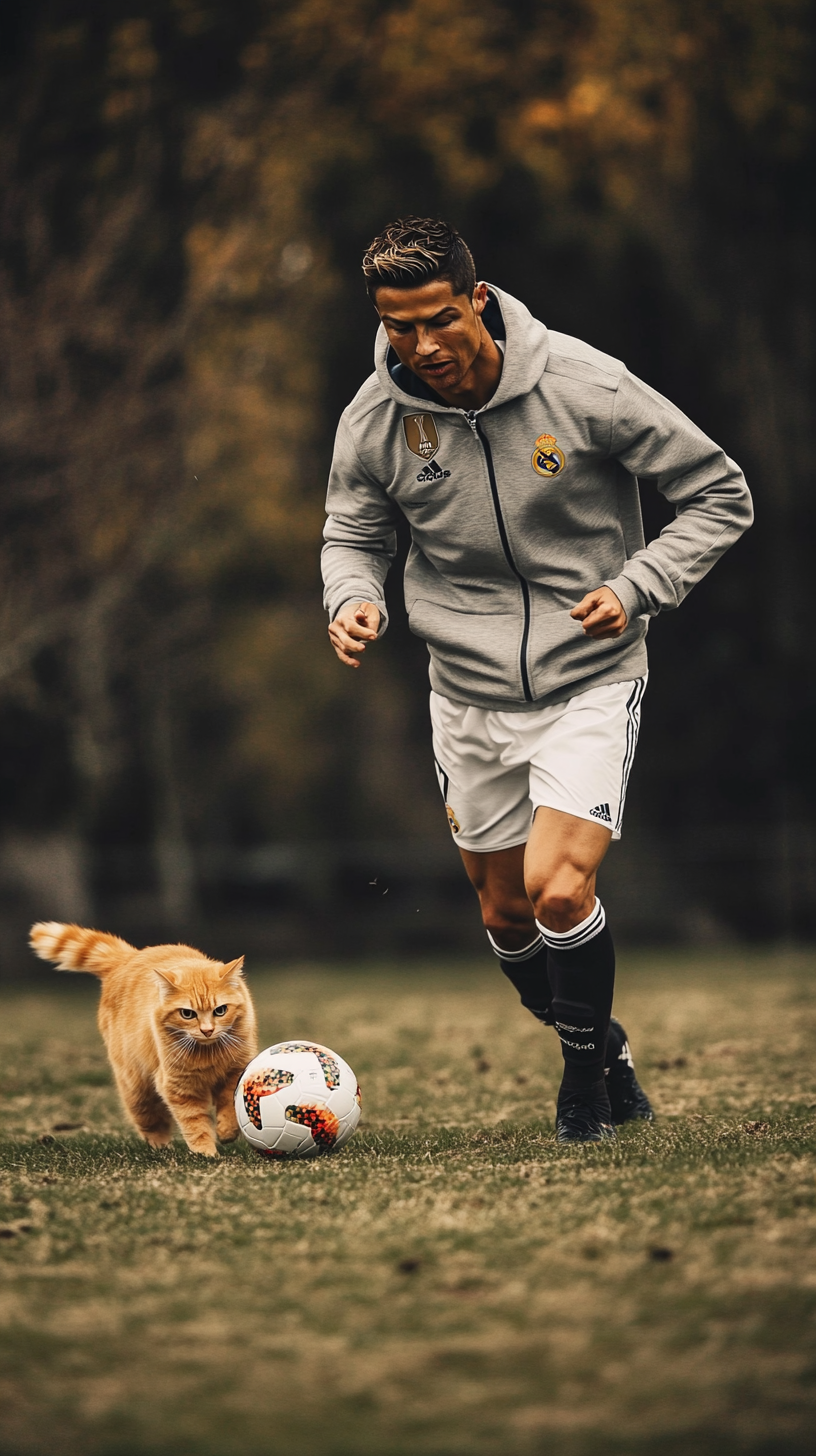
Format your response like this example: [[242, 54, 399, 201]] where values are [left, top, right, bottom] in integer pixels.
[[322, 415, 399, 666], [600, 370, 753, 624]]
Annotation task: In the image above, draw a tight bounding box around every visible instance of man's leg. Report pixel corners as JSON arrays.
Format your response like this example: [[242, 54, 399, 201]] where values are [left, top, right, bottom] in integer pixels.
[[524, 808, 616, 1135], [459, 829, 652, 1134], [461, 810, 616, 1141], [440, 681, 651, 1137], [460, 810, 612, 1059], [458, 843, 554, 1025]]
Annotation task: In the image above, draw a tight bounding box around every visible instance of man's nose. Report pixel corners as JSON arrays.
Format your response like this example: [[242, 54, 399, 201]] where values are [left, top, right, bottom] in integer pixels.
[[415, 330, 439, 356]]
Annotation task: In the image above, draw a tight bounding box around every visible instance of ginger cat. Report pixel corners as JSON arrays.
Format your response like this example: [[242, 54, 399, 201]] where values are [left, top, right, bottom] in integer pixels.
[[30, 922, 258, 1157]]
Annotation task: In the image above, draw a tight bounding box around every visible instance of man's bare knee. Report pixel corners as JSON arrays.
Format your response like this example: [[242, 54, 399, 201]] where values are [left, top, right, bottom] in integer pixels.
[[528, 873, 593, 933], [480, 899, 537, 951]]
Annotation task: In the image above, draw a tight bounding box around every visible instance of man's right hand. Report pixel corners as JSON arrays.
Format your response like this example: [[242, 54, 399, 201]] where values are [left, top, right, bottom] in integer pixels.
[[328, 602, 381, 668]]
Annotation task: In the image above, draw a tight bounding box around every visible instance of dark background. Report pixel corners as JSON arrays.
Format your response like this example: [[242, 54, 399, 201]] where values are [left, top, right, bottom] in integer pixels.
[[0, 0, 813, 972]]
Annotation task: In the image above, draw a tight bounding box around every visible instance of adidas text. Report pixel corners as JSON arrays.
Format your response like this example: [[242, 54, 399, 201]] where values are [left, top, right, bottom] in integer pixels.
[[590, 802, 612, 823], [416, 463, 451, 482]]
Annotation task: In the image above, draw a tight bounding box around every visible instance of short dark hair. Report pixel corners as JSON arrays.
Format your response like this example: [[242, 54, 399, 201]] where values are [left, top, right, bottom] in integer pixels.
[[362, 217, 476, 300]]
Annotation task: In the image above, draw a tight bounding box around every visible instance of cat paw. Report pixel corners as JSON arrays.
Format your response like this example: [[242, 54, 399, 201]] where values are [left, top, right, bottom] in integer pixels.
[[142, 1128, 173, 1148], [216, 1119, 240, 1143], [185, 1138, 218, 1157]]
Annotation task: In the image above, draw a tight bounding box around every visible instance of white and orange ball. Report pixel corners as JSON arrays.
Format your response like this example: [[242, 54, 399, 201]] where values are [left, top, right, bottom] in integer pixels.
[[235, 1041, 361, 1159]]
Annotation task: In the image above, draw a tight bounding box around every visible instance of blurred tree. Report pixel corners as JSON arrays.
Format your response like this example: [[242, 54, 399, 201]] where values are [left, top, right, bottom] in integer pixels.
[[0, 11, 195, 915]]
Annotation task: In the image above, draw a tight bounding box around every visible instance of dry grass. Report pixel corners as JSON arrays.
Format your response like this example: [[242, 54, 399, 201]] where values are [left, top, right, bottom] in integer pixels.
[[1, 950, 815, 1456]]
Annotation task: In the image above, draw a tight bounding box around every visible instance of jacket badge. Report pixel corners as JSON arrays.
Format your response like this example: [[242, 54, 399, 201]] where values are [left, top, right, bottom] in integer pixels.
[[532, 433, 566, 477], [445, 803, 461, 834], [403, 413, 440, 462]]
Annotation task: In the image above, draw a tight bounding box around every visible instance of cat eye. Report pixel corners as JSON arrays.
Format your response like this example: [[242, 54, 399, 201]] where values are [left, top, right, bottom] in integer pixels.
[[213, 1005, 228, 1017], [179, 1008, 197, 1020]]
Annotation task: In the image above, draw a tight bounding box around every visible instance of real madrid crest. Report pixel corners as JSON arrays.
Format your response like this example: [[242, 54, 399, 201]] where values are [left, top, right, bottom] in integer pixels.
[[445, 803, 461, 834], [532, 432, 566, 478], [403, 413, 440, 462]]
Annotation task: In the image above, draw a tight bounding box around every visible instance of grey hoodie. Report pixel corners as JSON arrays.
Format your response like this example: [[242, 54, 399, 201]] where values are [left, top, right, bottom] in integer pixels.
[[322, 285, 752, 711]]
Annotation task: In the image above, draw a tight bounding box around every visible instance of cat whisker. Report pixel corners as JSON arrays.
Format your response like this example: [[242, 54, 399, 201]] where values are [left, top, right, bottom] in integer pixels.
[[165, 1030, 206, 1065], [164, 1044, 194, 1069], [167, 1029, 196, 1051]]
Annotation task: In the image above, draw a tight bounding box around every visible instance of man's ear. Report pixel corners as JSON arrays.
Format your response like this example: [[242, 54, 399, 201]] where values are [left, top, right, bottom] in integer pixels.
[[219, 956, 245, 980], [472, 281, 489, 315], [154, 969, 181, 994]]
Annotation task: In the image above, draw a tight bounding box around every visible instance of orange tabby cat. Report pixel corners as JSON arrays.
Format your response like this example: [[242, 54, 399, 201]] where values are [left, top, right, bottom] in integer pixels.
[[29, 922, 258, 1157]]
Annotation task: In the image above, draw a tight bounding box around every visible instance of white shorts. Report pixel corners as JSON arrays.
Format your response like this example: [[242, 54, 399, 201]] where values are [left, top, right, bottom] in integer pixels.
[[430, 678, 646, 853]]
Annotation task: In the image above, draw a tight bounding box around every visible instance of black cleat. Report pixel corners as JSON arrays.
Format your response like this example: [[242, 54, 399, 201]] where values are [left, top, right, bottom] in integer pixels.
[[605, 1017, 654, 1124], [556, 1081, 617, 1143]]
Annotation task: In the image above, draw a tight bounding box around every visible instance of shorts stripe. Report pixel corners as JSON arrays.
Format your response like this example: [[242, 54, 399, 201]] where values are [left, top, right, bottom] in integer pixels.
[[615, 677, 646, 833], [433, 756, 450, 801]]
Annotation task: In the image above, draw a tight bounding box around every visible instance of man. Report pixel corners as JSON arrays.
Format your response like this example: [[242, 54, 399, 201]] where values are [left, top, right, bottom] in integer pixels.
[[322, 217, 752, 1142]]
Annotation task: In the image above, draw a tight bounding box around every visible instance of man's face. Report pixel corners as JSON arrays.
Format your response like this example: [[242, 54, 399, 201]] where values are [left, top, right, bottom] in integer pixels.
[[374, 279, 488, 394]]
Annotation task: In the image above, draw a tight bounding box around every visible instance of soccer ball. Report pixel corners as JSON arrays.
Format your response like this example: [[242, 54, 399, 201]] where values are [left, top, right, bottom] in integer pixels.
[[235, 1041, 361, 1159]]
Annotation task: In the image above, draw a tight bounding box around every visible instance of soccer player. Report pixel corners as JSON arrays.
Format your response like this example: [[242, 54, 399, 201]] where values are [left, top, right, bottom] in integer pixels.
[[322, 218, 752, 1142]]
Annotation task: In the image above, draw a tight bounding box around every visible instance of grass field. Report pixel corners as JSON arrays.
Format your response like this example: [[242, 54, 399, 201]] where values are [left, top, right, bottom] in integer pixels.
[[1, 950, 815, 1456]]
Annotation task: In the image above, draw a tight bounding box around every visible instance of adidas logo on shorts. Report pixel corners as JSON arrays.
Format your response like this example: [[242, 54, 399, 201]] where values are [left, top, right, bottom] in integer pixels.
[[590, 802, 612, 823]]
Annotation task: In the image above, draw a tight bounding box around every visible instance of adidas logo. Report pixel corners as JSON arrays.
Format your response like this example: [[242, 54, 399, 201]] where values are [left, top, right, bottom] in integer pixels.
[[617, 1039, 635, 1069], [416, 463, 451, 482], [589, 802, 612, 823]]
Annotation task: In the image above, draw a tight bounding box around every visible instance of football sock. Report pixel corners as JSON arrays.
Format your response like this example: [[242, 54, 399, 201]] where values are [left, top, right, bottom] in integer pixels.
[[486, 930, 554, 1025], [536, 897, 615, 1094]]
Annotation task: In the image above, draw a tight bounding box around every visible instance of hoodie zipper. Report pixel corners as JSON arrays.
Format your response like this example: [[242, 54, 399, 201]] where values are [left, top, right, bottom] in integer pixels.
[[465, 411, 533, 703]]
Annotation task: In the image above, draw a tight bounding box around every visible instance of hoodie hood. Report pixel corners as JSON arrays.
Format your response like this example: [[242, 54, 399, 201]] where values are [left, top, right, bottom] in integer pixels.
[[373, 283, 551, 413]]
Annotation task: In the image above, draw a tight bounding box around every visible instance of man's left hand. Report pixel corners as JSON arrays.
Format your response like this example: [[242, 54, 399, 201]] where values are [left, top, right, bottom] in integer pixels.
[[570, 586, 628, 639]]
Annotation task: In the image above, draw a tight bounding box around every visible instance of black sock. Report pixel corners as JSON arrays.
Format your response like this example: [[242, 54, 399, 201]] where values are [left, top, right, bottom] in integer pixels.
[[487, 931, 554, 1025], [536, 898, 616, 1094]]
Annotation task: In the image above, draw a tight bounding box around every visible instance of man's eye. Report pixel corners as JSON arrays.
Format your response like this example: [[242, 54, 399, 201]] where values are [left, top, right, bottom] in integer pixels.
[[213, 1005, 228, 1017], [179, 1008, 196, 1020]]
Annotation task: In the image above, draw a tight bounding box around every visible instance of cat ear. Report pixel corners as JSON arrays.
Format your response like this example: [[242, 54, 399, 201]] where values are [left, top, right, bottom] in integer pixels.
[[154, 968, 182, 993], [219, 956, 245, 979]]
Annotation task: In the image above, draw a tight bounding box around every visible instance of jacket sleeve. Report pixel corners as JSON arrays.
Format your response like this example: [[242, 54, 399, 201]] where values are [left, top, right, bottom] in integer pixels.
[[321, 413, 399, 632], [603, 370, 753, 621]]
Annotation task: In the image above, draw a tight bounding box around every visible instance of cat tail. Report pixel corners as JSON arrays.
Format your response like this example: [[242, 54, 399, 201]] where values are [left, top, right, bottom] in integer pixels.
[[29, 922, 135, 977]]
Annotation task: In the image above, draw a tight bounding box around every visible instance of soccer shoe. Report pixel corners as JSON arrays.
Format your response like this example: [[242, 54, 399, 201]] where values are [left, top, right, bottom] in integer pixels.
[[555, 1082, 617, 1143], [605, 1017, 654, 1125]]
